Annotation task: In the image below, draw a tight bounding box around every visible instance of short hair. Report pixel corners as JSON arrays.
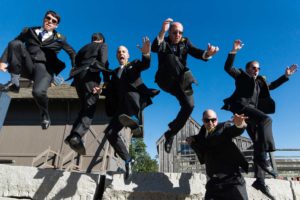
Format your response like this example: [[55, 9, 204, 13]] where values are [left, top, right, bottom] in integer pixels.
[[44, 10, 61, 24], [91, 33, 105, 42], [169, 22, 183, 31], [246, 60, 259, 69]]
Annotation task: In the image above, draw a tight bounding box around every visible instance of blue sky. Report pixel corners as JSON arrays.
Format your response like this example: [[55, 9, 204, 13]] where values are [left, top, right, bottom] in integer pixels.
[[0, 0, 299, 159]]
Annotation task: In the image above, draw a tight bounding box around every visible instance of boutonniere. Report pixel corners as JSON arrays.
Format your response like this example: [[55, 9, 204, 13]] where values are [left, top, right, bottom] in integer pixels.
[[55, 33, 64, 42], [125, 62, 132, 69]]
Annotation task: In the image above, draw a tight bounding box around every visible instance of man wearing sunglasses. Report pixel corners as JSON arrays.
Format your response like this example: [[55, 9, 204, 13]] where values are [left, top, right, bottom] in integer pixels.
[[0, 10, 76, 130], [186, 109, 249, 200], [151, 18, 219, 154], [222, 39, 297, 199]]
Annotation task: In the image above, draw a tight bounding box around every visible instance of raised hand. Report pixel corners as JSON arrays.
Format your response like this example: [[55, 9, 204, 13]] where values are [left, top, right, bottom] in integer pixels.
[[0, 62, 8, 72], [285, 64, 298, 77], [231, 39, 244, 53], [232, 113, 248, 127], [161, 18, 173, 33], [137, 36, 151, 54], [92, 86, 102, 94], [206, 43, 219, 57]]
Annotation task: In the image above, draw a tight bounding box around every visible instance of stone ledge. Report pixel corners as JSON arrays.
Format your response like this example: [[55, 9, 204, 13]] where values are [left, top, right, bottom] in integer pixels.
[[1, 165, 300, 200], [0, 165, 101, 200], [103, 172, 300, 200]]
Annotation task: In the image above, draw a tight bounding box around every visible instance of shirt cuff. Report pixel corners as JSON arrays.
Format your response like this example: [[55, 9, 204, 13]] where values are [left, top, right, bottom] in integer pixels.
[[157, 36, 164, 45], [203, 51, 212, 60]]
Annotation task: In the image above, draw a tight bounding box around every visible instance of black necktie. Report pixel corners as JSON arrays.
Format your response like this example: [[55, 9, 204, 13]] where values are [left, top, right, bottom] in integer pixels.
[[38, 30, 47, 41]]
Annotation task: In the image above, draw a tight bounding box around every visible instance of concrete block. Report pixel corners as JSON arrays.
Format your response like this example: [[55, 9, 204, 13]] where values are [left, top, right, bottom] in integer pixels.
[[0, 165, 101, 200]]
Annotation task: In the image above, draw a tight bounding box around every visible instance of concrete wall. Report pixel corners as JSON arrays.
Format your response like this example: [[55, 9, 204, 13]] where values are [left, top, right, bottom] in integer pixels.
[[1, 165, 300, 200]]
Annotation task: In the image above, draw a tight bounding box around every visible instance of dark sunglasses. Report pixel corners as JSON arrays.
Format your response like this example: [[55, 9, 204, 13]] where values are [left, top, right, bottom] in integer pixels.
[[203, 118, 217, 123], [45, 16, 58, 24], [252, 66, 260, 71], [172, 30, 183, 35]]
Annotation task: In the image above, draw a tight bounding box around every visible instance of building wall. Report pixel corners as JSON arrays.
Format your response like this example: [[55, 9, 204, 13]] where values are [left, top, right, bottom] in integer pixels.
[[0, 92, 132, 173]]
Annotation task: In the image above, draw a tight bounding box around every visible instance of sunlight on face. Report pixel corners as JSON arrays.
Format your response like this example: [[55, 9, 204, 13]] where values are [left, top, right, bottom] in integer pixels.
[[202, 109, 218, 132], [169, 22, 183, 44], [116, 46, 130, 65]]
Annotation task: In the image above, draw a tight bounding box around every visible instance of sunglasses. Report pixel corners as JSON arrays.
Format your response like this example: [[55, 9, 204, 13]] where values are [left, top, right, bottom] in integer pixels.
[[172, 30, 183, 35], [45, 16, 58, 24], [252, 66, 260, 71], [203, 118, 217, 123]]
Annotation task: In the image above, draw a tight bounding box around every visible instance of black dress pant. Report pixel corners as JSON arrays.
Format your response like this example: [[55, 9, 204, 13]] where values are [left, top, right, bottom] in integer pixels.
[[71, 70, 100, 137], [240, 106, 275, 153], [6, 40, 53, 119], [104, 116, 131, 161], [159, 81, 194, 138], [205, 174, 248, 200]]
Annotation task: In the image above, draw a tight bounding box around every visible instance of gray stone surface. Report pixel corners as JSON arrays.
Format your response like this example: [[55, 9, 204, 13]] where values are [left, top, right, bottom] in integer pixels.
[[0, 165, 100, 200], [103, 172, 300, 200], [1, 165, 300, 200]]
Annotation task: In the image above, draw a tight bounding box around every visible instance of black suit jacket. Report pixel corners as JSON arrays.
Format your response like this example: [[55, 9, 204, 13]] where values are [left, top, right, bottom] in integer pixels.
[[151, 37, 208, 91], [73, 42, 109, 82], [1, 26, 76, 75], [190, 122, 248, 177], [222, 53, 289, 114], [104, 54, 152, 116]]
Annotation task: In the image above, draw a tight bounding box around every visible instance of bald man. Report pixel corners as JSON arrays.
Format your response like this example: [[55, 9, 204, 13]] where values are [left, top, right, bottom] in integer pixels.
[[103, 37, 159, 179], [151, 18, 219, 153], [187, 109, 249, 200]]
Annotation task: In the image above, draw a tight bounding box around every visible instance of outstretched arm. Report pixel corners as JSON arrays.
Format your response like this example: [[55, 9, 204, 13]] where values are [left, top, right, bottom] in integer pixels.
[[151, 18, 173, 53], [224, 40, 243, 78]]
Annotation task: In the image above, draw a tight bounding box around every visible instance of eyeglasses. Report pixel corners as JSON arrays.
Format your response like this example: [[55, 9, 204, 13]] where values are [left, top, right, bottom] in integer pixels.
[[203, 118, 217, 123], [252, 66, 260, 71], [45, 16, 58, 24], [172, 31, 183, 35]]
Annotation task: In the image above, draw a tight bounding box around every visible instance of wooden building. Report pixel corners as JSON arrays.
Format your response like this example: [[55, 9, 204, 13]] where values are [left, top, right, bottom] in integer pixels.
[[0, 81, 134, 173]]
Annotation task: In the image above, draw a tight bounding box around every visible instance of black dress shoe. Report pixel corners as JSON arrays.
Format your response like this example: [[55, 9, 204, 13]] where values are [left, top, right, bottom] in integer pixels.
[[64, 135, 86, 155], [254, 157, 278, 178], [118, 114, 139, 129], [125, 159, 135, 180], [252, 180, 275, 200], [41, 113, 51, 130], [148, 89, 160, 98], [41, 119, 51, 129], [164, 131, 174, 154], [0, 82, 20, 93]]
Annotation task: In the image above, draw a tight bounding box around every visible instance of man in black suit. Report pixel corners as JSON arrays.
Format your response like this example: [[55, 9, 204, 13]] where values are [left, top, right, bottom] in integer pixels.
[[151, 18, 219, 153], [222, 39, 297, 199], [103, 37, 158, 179], [64, 33, 109, 155], [187, 109, 249, 200], [0, 10, 76, 129]]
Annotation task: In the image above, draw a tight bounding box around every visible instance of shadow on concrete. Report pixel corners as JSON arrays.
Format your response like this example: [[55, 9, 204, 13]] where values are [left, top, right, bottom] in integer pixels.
[[32, 168, 99, 200], [126, 172, 193, 199], [32, 168, 64, 200]]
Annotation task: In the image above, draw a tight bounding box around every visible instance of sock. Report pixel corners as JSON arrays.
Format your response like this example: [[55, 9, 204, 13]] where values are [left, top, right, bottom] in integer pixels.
[[11, 73, 20, 87]]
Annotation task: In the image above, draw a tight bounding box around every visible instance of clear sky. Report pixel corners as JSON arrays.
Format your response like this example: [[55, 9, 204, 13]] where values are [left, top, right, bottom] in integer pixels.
[[0, 0, 299, 159]]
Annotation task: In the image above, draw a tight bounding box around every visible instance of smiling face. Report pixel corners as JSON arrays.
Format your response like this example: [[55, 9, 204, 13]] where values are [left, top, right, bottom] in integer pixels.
[[168, 22, 184, 44], [43, 13, 58, 31], [116, 46, 130, 65], [202, 109, 218, 132]]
